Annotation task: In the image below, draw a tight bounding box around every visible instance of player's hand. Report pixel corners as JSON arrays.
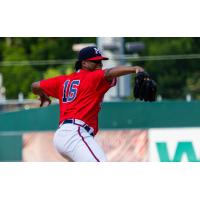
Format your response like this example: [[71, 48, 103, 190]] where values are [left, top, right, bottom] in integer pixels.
[[135, 66, 144, 74], [39, 94, 51, 107]]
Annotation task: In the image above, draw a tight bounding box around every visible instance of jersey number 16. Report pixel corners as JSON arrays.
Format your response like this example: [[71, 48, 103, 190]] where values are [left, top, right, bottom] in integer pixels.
[[62, 80, 80, 102]]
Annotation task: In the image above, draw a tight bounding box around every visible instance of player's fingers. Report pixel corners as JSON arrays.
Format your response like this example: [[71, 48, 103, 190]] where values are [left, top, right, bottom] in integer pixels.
[[136, 66, 144, 73], [40, 100, 44, 107], [47, 99, 52, 106]]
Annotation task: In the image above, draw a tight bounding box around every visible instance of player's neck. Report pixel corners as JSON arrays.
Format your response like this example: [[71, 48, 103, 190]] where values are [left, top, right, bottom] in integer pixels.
[[82, 67, 96, 71]]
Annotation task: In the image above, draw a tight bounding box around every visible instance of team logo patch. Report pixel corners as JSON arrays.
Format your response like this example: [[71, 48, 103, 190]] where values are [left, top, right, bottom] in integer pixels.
[[94, 47, 101, 55]]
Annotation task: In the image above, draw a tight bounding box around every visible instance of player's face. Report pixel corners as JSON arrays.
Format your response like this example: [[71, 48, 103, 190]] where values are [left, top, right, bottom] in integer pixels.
[[82, 60, 103, 71]]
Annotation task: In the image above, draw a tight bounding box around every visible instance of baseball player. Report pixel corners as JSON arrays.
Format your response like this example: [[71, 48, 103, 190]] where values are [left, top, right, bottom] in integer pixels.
[[31, 46, 144, 162]]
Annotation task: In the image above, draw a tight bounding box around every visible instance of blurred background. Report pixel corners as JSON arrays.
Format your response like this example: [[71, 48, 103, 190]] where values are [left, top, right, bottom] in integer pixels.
[[1, 37, 200, 162]]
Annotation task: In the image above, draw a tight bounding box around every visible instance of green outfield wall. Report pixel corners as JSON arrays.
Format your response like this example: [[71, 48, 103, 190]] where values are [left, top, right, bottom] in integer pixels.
[[0, 101, 200, 161]]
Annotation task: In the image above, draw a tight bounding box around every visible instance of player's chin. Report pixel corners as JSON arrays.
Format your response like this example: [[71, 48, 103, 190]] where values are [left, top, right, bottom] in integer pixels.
[[96, 64, 103, 69]]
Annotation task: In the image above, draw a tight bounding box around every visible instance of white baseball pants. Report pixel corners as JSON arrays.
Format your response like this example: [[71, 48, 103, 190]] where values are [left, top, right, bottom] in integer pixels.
[[53, 119, 107, 162]]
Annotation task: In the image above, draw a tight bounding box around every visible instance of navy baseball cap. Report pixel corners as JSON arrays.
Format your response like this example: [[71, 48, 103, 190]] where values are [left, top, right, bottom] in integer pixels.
[[78, 46, 109, 61]]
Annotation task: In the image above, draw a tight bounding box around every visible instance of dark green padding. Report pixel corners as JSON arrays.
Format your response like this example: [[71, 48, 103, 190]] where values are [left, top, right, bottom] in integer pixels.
[[0, 101, 200, 132]]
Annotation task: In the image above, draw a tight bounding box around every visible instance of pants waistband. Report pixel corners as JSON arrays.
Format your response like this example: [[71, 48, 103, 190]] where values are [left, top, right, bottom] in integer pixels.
[[61, 119, 94, 136]]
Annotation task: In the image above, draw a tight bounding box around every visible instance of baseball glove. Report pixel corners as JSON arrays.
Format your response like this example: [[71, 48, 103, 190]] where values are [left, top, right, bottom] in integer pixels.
[[134, 71, 157, 102]]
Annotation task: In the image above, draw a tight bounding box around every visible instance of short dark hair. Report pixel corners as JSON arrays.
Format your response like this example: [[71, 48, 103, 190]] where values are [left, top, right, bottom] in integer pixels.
[[74, 60, 82, 71]]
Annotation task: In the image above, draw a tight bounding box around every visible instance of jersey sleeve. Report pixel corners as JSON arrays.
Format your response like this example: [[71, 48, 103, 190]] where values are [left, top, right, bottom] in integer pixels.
[[40, 76, 61, 98], [89, 69, 117, 90]]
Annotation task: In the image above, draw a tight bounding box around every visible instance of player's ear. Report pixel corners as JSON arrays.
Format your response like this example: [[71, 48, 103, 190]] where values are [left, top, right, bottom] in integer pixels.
[[82, 60, 87, 67]]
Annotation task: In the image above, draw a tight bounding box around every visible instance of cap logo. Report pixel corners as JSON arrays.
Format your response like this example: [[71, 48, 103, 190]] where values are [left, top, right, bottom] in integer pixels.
[[94, 47, 101, 55]]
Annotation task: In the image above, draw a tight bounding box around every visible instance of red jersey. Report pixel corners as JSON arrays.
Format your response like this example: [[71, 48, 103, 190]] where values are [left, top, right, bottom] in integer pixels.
[[40, 69, 116, 134]]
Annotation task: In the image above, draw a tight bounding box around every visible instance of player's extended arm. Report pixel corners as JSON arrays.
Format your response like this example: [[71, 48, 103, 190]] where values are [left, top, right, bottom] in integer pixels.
[[104, 66, 144, 81], [31, 81, 51, 107]]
